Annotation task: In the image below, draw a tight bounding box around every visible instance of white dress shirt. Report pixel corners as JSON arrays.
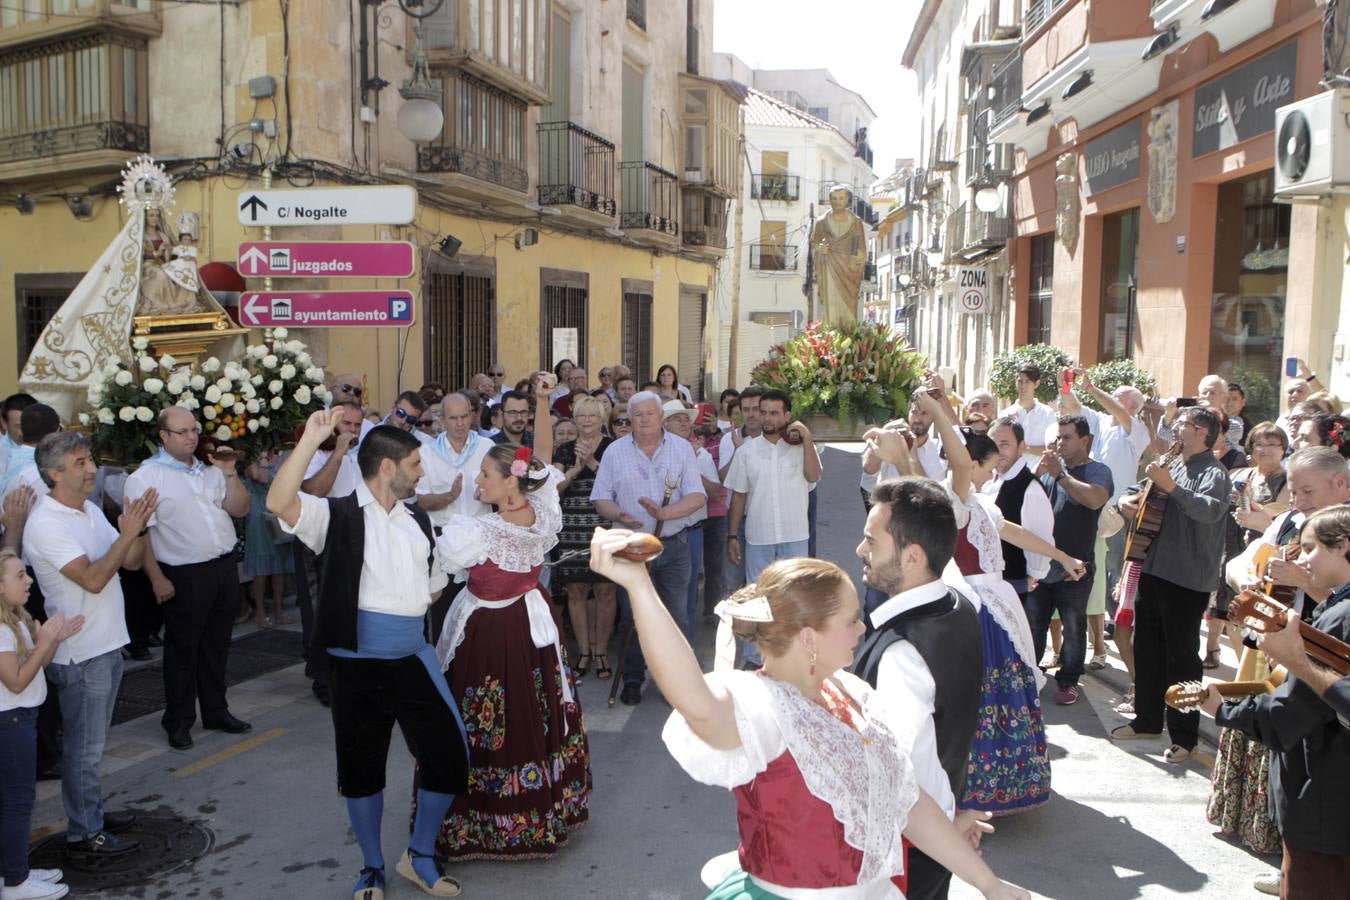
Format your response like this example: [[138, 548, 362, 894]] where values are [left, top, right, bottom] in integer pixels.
[[1000, 400, 1058, 466], [867, 578, 959, 819], [717, 429, 745, 475], [304, 448, 363, 498], [979, 458, 1054, 579], [913, 436, 948, 481], [689, 445, 719, 527], [282, 481, 448, 615], [723, 435, 818, 546], [124, 460, 237, 566], [416, 432, 492, 527], [25, 496, 129, 665]]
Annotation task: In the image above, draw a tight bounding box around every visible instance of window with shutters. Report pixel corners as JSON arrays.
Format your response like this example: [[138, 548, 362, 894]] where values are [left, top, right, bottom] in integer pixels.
[[540, 270, 588, 372], [1027, 232, 1053, 345], [424, 268, 496, 390], [15, 273, 78, 375], [622, 288, 653, 383], [677, 288, 706, 401]]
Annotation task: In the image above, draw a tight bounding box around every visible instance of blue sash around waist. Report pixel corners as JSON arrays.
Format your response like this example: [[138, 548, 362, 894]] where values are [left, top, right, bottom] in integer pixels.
[[328, 610, 468, 756]]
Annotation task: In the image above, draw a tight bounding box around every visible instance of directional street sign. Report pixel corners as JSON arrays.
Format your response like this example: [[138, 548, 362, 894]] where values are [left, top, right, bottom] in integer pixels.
[[236, 185, 417, 226], [238, 241, 416, 278], [239, 291, 415, 328]]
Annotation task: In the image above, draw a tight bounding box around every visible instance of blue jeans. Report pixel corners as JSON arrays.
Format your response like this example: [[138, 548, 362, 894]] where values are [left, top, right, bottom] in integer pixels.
[[740, 540, 810, 666], [47, 648, 123, 842], [623, 529, 691, 686], [1025, 563, 1095, 688], [0, 705, 38, 885], [682, 524, 705, 644]]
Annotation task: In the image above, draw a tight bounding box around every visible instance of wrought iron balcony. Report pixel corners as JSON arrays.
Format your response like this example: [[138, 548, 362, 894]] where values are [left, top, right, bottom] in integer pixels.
[[1024, 0, 1069, 35], [990, 47, 1023, 128], [929, 123, 958, 171], [620, 161, 679, 235], [537, 121, 616, 217], [945, 202, 1011, 260], [682, 186, 728, 251], [853, 198, 879, 227], [749, 243, 798, 272], [418, 70, 528, 192], [965, 141, 1016, 185], [750, 173, 800, 202]]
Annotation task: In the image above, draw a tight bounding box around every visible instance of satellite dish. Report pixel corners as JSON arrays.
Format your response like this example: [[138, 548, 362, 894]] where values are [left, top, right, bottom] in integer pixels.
[[1277, 110, 1312, 182]]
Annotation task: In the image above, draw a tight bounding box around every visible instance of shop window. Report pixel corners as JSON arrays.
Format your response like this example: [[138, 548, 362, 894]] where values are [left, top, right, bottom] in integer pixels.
[[1027, 232, 1053, 345], [622, 288, 653, 382], [425, 269, 495, 390], [1099, 209, 1140, 361], [540, 270, 588, 373], [15, 274, 79, 375], [1208, 172, 1290, 422]]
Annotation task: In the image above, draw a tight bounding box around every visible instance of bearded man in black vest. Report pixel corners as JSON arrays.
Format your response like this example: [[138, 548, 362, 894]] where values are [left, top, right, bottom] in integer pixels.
[[269, 408, 470, 900], [853, 476, 984, 900]]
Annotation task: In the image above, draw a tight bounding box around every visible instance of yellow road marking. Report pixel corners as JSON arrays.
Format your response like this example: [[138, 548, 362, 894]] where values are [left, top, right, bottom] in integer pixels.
[[173, 727, 288, 778]]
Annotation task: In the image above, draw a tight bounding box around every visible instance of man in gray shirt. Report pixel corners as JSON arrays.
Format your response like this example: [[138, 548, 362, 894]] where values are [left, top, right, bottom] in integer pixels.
[[1113, 406, 1231, 763]]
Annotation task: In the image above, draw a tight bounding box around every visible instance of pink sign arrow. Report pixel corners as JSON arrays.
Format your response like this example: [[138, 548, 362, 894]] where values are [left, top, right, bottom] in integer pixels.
[[239, 291, 416, 328], [237, 241, 416, 278]]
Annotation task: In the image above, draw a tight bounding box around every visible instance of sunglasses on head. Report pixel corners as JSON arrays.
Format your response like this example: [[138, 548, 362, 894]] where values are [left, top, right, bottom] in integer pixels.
[[340, 383, 363, 397]]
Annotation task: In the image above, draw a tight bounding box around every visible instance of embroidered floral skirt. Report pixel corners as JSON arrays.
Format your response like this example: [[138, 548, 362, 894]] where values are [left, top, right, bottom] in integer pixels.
[[1206, 727, 1280, 854], [963, 605, 1052, 815], [436, 592, 591, 860]]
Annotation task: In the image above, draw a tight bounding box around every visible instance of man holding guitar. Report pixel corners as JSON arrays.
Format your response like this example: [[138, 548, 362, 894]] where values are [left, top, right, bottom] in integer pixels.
[[1227, 447, 1350, 620], [1114, 407, 1230, 763], [1195, 506, 1350, 898]]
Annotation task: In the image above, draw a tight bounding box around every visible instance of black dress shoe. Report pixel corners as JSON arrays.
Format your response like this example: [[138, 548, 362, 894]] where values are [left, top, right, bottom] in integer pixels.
[[313, 682, 332, 708], [66, 831, 140, 857], [619, 682, 643, 706], [146, 633, 163, 647], [203, 714, 252, 734], [103, 811, 139, 832], [167, 728, 193, 750]]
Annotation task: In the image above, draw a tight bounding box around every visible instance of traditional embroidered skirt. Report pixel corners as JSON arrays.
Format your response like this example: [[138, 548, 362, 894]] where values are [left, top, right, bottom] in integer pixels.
[[1207, 727, 1280, 854], [436, 589, 591, 860], [963, 604, 1052, 815]]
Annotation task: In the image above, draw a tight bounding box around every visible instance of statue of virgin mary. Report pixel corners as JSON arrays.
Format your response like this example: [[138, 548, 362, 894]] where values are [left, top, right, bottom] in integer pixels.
[[19, 156, 236, 420]]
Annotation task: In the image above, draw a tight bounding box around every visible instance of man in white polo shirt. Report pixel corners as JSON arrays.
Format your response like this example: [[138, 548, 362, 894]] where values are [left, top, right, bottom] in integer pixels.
[[415, 390, 491, 638], [303, 401, 364, 498], [724, 388, 821, 579], [26, 431, 156, 858], [124, 406, 251, 751]]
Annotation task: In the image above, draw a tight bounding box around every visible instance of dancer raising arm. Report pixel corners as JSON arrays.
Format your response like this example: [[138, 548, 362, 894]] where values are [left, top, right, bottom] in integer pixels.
[[589, 528, 1030, 900]]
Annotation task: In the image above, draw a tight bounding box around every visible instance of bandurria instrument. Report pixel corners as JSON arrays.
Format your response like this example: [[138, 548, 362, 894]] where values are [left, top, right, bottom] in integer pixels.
[[1124, 441, 1182, 563], [1231, 589, 1350, 676], [1251, 539, 1302, 607], [1165, 669, 1287, 711]]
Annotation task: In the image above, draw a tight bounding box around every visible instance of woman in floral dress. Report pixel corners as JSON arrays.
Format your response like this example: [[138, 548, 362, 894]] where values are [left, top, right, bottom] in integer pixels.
[[432, 377, 591, 861]]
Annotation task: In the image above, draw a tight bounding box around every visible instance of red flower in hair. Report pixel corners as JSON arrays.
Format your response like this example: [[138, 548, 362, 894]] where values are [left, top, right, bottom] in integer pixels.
[[1330, 421, 1345, 447], [511, 446, 532, 477]]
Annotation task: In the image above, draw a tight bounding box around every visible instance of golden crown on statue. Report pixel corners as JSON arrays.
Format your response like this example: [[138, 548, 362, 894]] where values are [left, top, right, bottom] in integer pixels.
[[118, 155, 176, 214]]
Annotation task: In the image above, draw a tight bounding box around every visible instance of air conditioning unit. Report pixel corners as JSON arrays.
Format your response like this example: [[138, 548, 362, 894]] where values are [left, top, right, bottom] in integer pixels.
[[1274, 88, 1350, 197]]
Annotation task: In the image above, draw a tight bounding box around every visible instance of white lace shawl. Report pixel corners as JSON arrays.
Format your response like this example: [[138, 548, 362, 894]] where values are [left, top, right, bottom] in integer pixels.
[[944, 480, 1045, 690], [435, 466, 564, 580], [662, 670, 918, 887]]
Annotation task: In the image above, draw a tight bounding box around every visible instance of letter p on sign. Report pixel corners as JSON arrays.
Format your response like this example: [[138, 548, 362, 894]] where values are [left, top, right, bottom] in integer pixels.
[[388, 296, 411, 322]]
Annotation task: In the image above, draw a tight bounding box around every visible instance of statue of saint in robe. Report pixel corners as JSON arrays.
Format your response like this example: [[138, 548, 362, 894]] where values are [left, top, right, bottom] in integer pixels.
[[809, 185, 867, 326]]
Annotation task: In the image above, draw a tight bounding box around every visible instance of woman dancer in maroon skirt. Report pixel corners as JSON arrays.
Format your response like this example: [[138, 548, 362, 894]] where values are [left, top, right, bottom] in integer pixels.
[[432, 375, 591, 861]]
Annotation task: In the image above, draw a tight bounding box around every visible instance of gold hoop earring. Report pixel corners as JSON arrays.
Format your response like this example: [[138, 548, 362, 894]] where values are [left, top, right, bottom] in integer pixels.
[[809, 648, 817, 677]]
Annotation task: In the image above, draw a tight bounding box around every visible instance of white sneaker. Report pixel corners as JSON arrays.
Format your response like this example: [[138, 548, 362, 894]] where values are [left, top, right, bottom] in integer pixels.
[[26, 872, 61, 885], [1253, 871, 1280, 896], [0, 877, 70, 899]]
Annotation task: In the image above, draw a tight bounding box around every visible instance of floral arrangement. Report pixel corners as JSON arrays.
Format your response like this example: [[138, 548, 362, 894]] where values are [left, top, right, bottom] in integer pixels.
[[750, 320, 927, 426], [83, 327, 330, 466]]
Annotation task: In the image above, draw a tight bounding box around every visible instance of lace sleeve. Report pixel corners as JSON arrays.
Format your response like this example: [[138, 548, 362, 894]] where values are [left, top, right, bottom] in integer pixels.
[[660, 671, 784, 789], [435, 515, 488, 582], [525, 464, 565, 539]]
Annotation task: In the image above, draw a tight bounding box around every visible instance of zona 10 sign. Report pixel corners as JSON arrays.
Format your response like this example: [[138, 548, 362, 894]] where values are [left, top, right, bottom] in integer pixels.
[[957, 267, 990, 315]]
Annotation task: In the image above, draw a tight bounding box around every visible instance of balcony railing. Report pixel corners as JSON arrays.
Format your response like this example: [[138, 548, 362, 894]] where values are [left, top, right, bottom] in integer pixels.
[[750, 173, 800, 202], [853, 198, 879, 227], [990, 47, 1023, 128], [1024, 0, 1068, 35], [537, 121, 616, 217], [682, 186, 728, 250], [930, 124, 958, 171], [620, 161, 679, 235], [419, 69, 529, 191], [626, 0, 646, 30], [749, 243, 799, 272], [0, 33, 150, 169], [965, 141, 1016, 184], [964, 205, 1011, 249]]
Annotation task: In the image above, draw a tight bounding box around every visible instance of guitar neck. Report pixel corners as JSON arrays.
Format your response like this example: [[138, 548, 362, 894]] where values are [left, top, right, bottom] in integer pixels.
[[1212, 681, 1274, 698]]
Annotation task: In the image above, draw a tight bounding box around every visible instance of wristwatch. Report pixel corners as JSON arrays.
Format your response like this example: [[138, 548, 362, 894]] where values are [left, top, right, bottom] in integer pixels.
[[727, 534, 740, 543], [1054, 472, 1067, 483]]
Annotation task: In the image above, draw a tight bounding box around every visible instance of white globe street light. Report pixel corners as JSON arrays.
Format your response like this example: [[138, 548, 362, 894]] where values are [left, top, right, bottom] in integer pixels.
[[396, 25, 443, 143], [974, 183, 1003, 213]]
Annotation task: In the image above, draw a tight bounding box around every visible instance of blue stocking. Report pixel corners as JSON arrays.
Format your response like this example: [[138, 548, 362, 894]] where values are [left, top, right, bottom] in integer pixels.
[[409, 789, 454, 885], [346, 792, 385, 874]]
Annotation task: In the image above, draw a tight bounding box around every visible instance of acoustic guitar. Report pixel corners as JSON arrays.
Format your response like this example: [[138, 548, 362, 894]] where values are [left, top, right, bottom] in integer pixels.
[[1230, 589, 1350, 676], [1124, 441, 1182, 563], [1165, 668, 1287, 711], [1251, 540, 1302, 607]]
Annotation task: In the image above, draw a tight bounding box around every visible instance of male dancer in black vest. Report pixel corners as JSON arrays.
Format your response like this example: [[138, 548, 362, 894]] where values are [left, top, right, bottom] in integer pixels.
[[854, 476, 984, 900], [983, 418, 1054, 599], [269, 408, 469, 900]]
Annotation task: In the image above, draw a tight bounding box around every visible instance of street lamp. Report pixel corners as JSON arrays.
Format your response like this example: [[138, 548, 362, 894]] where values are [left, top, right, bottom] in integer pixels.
[[974, 183, 1002, 213], [359, 0, 446, 143]]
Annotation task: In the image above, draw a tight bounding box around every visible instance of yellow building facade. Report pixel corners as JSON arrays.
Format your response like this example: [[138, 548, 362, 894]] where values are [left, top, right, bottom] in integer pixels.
[[0, 0, 741, 407]]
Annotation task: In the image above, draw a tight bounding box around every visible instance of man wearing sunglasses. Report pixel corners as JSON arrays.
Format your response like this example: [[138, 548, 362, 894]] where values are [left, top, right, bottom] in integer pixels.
[[329, 373, 376, 443], [487, 366, 509, 403], [383, 391, 433, 446]]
